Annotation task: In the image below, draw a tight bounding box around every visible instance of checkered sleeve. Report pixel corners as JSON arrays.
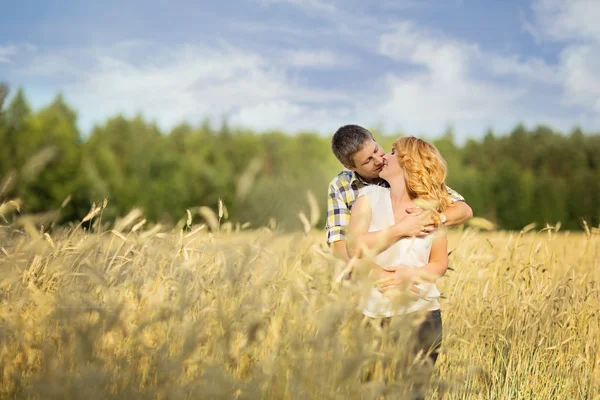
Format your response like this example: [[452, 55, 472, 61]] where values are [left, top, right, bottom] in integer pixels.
[[446, 185, 465, 203], [325, 182, 350, 244]]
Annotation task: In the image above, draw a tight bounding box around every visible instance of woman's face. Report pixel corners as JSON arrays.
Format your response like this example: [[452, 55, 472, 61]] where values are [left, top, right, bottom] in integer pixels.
[[380, 146, 403, 179]]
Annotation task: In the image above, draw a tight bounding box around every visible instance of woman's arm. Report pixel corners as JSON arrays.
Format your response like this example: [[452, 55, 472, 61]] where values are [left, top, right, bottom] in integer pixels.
[[347, 196, 432, 258], [350, 210, 435, 257], [378, 232, 449, 291], [414, 232, 449, 283], [346, 195, 372, 258], [346, 196, 393, 281]]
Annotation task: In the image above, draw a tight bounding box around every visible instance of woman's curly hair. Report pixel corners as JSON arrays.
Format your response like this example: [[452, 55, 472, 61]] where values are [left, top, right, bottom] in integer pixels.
[[393, 136, 451, 213]]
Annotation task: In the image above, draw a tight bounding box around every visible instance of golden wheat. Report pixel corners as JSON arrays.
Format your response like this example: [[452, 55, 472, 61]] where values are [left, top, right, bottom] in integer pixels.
[[0, 209, 598, 399]]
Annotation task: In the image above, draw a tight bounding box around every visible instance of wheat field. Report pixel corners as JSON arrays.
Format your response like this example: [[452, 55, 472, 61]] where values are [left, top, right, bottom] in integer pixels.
[[1, 203, 599, 399]]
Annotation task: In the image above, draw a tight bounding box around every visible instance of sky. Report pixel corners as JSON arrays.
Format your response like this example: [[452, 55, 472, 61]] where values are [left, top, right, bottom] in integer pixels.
[[1, 0, 600, 142]]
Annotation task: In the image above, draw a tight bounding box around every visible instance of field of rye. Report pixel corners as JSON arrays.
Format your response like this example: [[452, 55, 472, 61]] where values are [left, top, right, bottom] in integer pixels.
[[0, 199, 599, 400]]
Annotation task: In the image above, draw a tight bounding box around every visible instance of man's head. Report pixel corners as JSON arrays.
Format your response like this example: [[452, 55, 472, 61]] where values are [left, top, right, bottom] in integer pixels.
[[331, 124, 385, 180]]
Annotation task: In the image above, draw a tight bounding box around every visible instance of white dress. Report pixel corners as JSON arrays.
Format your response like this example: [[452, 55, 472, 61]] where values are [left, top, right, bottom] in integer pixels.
[[358, 185, 441, 318]]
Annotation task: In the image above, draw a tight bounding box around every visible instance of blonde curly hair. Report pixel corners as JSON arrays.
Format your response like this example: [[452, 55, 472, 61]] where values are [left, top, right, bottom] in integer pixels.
[[392, 136, 451, 214]]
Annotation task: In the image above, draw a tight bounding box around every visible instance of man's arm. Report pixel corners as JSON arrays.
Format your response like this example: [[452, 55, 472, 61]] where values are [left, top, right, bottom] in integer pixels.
[[440, 200, 473, 226], [443, 186, 473, 226], [406, 186, 473, 229], [325, 182, 352, 262], [441, 186, 473, 226]]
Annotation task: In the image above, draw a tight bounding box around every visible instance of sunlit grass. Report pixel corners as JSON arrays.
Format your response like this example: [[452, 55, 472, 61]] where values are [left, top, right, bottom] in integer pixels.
[[0, 204, 599, 399]]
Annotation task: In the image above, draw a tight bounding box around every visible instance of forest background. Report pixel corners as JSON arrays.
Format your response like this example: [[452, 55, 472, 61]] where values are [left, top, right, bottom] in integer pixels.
[[1, 84, 599, 232]]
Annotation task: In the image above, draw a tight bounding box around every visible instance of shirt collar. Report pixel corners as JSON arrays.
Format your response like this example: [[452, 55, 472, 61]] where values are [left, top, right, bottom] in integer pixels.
[[351, 170, 369, 186], [350, 170, 389, 188]]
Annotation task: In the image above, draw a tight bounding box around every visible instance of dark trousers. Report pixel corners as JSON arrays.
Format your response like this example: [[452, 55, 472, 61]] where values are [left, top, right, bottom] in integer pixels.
[[381, 310, 442, 365], [380, 309, 443, 366], [368, 310, 443, 399]]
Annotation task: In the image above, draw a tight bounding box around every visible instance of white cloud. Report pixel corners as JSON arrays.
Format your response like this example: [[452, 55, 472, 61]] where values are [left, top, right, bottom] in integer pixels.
[[379, 22, 475, 82], [486, 54, 559, 85], [7, 41, 351, 134], [0, 46, 17, 63], [228, 20, 334, 38], [0, 44, 36, 64], [283, 49, 353, 68], [532, 0, 600, 42], [559, 44, 600, 112], [259, 0, 336, 14], [231, 100, 305, 128], [3, 0, 599, 140], [373, 72, 524, 135], [530, 0, 600, 116], [373, 22, 567, 136], [519, 8, 542, 45], [379, 22, 559, 85]]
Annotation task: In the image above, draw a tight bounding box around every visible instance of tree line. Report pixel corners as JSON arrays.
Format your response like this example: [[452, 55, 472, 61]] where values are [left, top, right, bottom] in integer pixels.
[[1, 86, 599, 232]]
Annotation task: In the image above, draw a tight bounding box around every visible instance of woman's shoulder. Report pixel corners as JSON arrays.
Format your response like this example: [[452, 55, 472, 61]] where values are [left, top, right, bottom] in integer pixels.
[[357, 185, 390, 213], [358, 184, 389, 198]]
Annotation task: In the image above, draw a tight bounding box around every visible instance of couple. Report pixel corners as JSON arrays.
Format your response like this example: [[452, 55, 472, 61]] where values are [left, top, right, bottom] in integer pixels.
[[325, 125, 473, 369]]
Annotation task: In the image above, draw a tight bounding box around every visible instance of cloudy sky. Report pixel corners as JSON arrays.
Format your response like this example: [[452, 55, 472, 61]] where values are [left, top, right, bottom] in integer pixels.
[[1, 0, 599, 141]]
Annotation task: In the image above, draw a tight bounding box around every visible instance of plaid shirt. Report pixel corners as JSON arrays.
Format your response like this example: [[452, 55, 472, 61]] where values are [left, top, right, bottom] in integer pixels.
[[325, 169, 465, 244]]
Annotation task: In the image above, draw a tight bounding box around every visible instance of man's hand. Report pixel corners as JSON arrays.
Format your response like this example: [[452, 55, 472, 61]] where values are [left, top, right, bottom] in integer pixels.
[[369, 266, 395, 283], [372, 266, 419, 294], [408, 201, 474, 228], [395, 209, 436, 238]]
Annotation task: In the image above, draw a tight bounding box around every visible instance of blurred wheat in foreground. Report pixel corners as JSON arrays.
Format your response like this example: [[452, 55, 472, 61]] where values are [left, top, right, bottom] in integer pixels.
[[0, 206, 599, 399]]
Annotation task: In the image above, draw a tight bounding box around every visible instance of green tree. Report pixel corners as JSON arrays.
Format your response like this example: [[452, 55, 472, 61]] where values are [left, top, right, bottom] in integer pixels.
[[18, 95, 88, 219], [4, 88, 33, 173], [490, 160, 533, 229], [531, 171, 567, 227], [0, 83, 9, 177]]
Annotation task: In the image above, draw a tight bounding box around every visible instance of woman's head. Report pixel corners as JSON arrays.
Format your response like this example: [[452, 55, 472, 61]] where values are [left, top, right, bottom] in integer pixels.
[[380, 136, 451, 212]]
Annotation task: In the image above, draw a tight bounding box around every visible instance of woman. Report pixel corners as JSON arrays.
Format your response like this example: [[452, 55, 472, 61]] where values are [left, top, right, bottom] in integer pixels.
[[347, 136, 451, 367]]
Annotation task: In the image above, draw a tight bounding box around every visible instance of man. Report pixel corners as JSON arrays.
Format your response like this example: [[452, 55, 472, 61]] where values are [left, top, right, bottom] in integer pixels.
[[326, 124, 473, 284]]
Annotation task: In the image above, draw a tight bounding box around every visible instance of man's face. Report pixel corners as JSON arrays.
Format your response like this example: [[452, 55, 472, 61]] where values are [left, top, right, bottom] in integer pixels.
[[347, 140, 385, 180]]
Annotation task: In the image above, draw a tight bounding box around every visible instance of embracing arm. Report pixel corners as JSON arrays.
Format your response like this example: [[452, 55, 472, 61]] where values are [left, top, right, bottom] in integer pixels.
[[441, 201, 473, 227], [441, 187, 473, 226]]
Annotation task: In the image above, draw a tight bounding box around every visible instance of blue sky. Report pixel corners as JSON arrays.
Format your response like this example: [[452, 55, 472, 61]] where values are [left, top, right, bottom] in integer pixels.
[[1, 0, 599, 142]]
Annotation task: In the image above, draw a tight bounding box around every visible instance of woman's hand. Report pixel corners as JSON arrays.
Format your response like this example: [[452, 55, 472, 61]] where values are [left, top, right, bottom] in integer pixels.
[[397, 209, 437, 237]]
